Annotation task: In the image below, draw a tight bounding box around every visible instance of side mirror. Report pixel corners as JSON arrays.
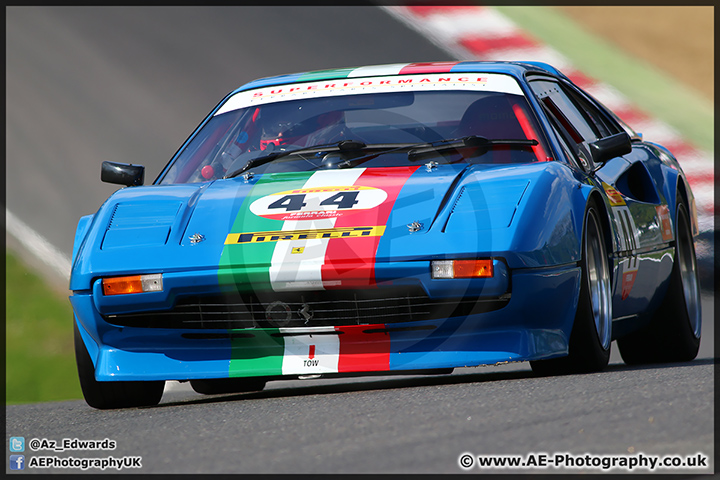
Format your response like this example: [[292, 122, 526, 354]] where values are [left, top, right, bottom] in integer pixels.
[[589, 132, 632, 168], [101, 161, 145, 187]]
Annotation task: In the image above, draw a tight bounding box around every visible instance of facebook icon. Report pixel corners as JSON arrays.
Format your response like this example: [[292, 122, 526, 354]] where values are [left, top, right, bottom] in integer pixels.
[[9, 455, 25, 470]]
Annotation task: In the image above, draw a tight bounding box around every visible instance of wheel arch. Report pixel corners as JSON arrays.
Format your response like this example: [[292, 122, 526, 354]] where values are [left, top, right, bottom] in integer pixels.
[[71, 214, 94, 265], [662, 164, 697, 239], [675, 174, 694, 230], [585, 188, 616, 283]]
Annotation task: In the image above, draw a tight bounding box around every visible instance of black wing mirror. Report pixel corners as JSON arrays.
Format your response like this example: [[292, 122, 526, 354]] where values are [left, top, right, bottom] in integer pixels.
[[589, 132, 632, 168], [101, 161, 145, 187]]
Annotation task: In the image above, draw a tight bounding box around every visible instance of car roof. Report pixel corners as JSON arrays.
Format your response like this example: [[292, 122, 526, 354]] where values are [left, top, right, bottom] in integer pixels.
[[231, 61, 564, 94]]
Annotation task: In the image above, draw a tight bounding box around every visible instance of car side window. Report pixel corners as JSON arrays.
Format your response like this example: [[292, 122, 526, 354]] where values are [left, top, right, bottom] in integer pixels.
[[550, 121, 584, 170], [530, 79, 607, 142], [562, 85, 623, 138], [537, 103, 588, 171]]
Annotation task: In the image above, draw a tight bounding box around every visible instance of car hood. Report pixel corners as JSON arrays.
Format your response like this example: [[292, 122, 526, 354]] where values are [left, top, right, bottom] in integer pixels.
[[70, 163, 585, 291]]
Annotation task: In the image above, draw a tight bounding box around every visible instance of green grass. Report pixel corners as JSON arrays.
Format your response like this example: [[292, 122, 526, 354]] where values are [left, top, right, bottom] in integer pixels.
[[6, 252, 82, 404]]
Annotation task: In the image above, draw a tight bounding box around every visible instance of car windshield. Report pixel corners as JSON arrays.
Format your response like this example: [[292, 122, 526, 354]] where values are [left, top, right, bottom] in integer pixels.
[[158, 75, 551, 184]]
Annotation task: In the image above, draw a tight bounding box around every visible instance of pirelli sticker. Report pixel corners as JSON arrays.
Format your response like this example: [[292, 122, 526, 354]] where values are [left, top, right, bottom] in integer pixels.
[[601, 182, 626, 207], [225, 226, 386, 245]]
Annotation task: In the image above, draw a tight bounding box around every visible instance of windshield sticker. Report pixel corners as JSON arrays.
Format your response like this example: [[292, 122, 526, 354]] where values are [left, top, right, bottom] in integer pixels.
[[215, 73, 523, 115]]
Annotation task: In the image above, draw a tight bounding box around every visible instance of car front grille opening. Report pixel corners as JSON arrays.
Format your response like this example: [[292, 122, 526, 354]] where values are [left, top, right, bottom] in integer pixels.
[[103, 287, 509, 329]]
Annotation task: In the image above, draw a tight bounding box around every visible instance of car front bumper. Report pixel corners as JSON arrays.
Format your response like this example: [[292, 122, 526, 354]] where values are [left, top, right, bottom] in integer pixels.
[[71, 263, 581, 382]]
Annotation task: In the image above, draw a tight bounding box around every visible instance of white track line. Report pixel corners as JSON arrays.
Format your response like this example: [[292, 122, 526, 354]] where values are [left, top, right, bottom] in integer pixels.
[[6, 208, 72, 281], [4, 208, 188, 394]]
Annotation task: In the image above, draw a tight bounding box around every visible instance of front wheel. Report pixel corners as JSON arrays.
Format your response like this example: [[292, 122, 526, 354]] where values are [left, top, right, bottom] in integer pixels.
[[617, 199, 701, 364], [531, 202, 612, 375], [74, 321, 164, 409]]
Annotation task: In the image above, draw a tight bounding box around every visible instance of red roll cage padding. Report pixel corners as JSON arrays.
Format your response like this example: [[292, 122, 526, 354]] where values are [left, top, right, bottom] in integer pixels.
[[176, 107, 261, 183], [511, 102, 551, 162], [175, 118, 234, 183]]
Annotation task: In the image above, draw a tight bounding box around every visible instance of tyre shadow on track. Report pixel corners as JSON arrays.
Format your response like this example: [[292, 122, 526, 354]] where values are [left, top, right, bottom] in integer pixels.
[[152, 357, 715, 410]]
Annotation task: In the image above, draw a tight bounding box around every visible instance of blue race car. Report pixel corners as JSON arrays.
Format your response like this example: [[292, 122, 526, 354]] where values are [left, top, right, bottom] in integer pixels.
[[70, 61, 702, 408]]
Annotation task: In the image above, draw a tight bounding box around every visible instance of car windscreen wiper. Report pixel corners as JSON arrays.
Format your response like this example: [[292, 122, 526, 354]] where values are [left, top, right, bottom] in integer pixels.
[[333, 137, 535, 169], [407, 135, 538, 161], [224, 139, 368, 178], [329, 142, 432, 169], [330, 136, 504, 168]]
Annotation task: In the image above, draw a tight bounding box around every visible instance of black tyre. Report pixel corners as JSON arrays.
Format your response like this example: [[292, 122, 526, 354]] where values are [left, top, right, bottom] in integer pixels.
[[190, 377, 267, 395], [531, 202, 612, 375], [617, 199, 701, 364], [74, 321, 165, 409]]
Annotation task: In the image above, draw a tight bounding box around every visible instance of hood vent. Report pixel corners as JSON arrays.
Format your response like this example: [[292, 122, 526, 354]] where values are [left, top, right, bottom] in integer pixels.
[[444, 179, 529, 232], [449, 186, 468, 216], [102, 201, 181, 249]]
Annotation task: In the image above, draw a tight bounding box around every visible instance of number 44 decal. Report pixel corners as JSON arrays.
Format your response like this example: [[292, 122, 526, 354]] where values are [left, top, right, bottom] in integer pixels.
[[268, 191, 360, 211], [250, 186, 388, 220]]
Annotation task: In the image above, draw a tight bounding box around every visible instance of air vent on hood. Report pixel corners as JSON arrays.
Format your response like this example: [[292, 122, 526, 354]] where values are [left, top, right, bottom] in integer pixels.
[[102, 201, 181, 249], [444, 179, 529, 232]]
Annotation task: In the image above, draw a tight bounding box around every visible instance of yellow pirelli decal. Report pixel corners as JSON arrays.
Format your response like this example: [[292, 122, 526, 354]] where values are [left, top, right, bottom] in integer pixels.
[[601, 182, 626, 207], [274, 185, 376, 195], [225, 226, 386, 245]]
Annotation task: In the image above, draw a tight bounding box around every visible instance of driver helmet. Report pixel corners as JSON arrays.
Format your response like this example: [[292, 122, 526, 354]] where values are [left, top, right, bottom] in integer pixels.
[[258, 99, 347, 150], [259, 117, 293, 151]]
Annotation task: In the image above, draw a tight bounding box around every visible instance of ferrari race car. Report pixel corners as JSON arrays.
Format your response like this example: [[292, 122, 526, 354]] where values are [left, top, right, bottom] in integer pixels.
[[70, 61, 702, 409]]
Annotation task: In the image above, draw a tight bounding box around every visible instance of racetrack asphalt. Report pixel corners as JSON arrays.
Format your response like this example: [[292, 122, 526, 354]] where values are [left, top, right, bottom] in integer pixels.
[[7, 356, 714, 473]]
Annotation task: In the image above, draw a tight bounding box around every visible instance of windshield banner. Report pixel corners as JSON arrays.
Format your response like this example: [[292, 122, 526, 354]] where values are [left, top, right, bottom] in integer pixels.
[[215, 73, 523, 115]]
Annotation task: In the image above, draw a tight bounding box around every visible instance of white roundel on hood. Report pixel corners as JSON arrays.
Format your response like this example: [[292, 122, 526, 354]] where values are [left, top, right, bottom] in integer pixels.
[[250, 185, 388, 221]]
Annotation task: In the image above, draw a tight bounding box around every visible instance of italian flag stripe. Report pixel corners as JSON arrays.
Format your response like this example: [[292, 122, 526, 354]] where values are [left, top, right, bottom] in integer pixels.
[[337, 325, 391, 372], [219, 172, 313, 291], [269, 169, 366, 291], [296, 67, 356, 82], [347, 63, 409, 77], [398, 61, 460, 74], [280, 328, 340, 375], [222, 166, 420, 378], [235, 62, 473, 93], [229, 329, 284, 377], [228, 325, 391, 377], [322, 166, 419, 289]]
